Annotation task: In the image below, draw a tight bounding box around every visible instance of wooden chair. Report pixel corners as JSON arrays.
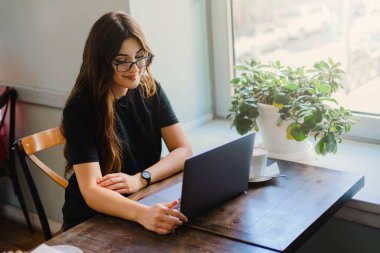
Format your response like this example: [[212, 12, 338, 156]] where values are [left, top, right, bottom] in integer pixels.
[[0, 87, 33, 234], [15, 127, 68, 240]]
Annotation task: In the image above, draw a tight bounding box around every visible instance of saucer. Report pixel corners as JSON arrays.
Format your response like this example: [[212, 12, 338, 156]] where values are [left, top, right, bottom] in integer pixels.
[[249, 176, 272, 183], [51, 245, 83, 253], [249, 162, 281, 183]]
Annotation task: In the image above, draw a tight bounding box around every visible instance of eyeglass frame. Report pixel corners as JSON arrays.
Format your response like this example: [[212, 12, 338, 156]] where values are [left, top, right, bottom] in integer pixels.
[[113, 53, 154, 72]]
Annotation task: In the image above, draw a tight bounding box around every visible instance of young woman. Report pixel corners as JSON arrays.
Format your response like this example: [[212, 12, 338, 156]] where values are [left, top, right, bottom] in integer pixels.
[[61, 11, 192, 235]]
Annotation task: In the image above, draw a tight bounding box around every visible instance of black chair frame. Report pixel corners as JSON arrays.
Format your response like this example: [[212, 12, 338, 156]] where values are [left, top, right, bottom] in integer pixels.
[[0, 87, 33, 233], [15, 127, 67, 241]]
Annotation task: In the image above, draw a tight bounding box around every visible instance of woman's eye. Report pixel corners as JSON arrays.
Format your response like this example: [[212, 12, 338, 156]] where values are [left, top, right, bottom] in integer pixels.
[[116, 58, 127, 63]]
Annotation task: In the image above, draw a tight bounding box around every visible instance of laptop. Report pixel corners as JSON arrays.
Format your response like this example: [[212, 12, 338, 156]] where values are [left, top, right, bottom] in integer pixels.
[[138, 133, 255, 220]]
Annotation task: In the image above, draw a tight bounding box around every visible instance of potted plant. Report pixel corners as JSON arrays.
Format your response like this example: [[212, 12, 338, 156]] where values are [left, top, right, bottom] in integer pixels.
[[227, 58, 356, 157]]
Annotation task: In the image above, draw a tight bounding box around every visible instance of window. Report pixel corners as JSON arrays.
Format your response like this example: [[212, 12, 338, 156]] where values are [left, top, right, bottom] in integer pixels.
[[209, 0, 380, 141], [232, 0, 380, 115]]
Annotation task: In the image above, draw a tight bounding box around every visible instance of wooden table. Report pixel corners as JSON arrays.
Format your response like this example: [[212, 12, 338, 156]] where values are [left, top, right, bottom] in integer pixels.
[[46, 159, 364, 253]]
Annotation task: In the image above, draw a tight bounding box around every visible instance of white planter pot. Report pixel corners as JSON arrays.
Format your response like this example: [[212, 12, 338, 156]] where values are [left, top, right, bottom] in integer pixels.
[[256, 103, 313, 160]]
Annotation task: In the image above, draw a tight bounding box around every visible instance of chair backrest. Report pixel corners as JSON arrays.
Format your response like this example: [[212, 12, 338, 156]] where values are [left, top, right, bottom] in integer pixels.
[[15, 127, 68, 240], [18, 127, 68, 188]]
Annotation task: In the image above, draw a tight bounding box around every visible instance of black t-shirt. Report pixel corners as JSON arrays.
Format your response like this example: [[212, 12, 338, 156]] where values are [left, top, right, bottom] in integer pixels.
[[62, 82, 178, 230]]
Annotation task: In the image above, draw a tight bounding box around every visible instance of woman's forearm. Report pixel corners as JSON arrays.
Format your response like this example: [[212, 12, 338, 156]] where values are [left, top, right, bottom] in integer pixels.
[[83, 185, 147, 223], [147, 146, 192, 184]]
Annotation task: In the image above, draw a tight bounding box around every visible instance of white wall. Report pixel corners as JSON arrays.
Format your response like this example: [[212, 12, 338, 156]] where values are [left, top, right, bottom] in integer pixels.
[[0, 0, 213, 224], [0, 0, 129, 93], [129, 0, 213, 123]]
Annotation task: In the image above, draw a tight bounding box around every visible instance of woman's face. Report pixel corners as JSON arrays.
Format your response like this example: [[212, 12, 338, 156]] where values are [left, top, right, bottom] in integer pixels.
[[112, 37, 147, 98]]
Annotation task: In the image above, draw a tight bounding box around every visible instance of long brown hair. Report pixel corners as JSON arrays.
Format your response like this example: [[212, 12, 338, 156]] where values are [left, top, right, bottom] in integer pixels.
[[61, 11, 155, 177]]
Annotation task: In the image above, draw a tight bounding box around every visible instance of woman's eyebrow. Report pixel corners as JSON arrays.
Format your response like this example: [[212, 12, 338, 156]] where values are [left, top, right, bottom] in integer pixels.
[[117, 48, 144, 57]]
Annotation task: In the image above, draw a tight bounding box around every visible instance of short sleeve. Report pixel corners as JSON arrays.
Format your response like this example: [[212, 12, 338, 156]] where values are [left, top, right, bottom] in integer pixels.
[[63, 96, 99, 165], [156, 83, 179, 128]]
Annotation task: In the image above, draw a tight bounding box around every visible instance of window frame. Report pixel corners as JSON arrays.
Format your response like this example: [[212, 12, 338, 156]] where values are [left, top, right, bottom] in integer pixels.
[[209, 0, 380, 143]]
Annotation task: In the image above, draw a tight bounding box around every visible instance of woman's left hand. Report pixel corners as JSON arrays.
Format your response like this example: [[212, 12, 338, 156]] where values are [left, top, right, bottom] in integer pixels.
[[96, 173, 146, 194]]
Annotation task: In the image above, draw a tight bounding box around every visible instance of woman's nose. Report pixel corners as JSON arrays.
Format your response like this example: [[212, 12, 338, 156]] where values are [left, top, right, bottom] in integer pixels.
[[128, 62, 139, 72]]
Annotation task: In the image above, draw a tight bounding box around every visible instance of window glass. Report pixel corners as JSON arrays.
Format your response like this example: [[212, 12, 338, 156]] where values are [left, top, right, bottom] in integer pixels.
[[232, 0, 380, 115]]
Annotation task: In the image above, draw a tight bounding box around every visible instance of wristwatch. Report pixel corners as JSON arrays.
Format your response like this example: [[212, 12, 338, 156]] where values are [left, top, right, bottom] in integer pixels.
[[141, 170, 151, 186]]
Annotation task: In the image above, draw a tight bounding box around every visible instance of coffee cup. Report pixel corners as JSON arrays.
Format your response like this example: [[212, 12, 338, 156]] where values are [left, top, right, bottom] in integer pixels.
[[250, 147, 268, 179]]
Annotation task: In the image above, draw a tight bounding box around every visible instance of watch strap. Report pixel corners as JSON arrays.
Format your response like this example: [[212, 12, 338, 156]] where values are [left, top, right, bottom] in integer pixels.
[[141, 170, 151, 186]]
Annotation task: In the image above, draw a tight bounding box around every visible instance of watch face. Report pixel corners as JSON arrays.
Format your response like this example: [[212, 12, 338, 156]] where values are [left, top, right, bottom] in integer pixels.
[[142, 171, 151, 179]]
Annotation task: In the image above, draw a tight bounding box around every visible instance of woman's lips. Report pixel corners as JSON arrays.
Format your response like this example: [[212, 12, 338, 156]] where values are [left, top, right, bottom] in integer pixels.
[[125, 75, 137, 81]]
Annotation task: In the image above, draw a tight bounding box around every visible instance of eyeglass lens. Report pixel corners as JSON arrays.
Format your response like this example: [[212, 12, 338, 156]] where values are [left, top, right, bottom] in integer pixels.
[[116, 56, 151, 72]]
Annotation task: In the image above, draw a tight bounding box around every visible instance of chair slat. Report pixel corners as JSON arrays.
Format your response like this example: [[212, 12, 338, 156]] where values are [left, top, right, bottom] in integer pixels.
[[22, 128, 65, 155], [28, 154, 68, 189]]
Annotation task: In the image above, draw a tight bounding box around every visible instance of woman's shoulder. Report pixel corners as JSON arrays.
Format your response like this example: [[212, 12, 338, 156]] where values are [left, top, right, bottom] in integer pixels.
[[63, 91, 94, 117]]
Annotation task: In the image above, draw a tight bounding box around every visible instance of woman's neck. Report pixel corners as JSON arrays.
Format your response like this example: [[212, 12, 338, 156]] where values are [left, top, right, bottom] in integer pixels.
[[112, 87, 129, 99]]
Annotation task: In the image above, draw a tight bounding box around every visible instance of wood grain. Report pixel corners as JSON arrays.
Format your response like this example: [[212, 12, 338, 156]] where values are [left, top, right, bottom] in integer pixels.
[[21, 127, 65, 155], [46, 215, 275, 253], [187, 159, 364, 252], [44, 158, 364, 253]]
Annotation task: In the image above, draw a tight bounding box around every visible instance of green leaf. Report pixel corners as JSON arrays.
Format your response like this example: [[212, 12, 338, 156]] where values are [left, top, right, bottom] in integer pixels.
[[315, 132, 337, 155], [315, 138, 326, 155], [317, 83, 331, 95], [345, 123, 351, 132], [312, 110, 323, 123], [325, 132, 337, 153], [287, 122, 298, 140], [285, 83, 299, 90], [320, 61, 329, 69], [302, 115, 317, 131], [304, 88, 316, 95], [230, 77, 240, 84], [320, 97, 338, 104], [314, 63, 321, 70], [287, 122, 308, 141], [234, 65, 249, 71], [234, 117, 252, 135]]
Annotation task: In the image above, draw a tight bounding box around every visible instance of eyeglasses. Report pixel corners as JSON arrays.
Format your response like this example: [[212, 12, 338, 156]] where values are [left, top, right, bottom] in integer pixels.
[[113, 53, 153, 72]]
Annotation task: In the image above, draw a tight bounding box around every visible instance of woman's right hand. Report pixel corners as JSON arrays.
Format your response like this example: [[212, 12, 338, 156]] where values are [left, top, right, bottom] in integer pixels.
[[138, 199, 188, 235]]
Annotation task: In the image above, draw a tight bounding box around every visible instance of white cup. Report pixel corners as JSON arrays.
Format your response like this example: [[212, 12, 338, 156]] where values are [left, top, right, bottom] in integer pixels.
[[250, 147, 268, 179]]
